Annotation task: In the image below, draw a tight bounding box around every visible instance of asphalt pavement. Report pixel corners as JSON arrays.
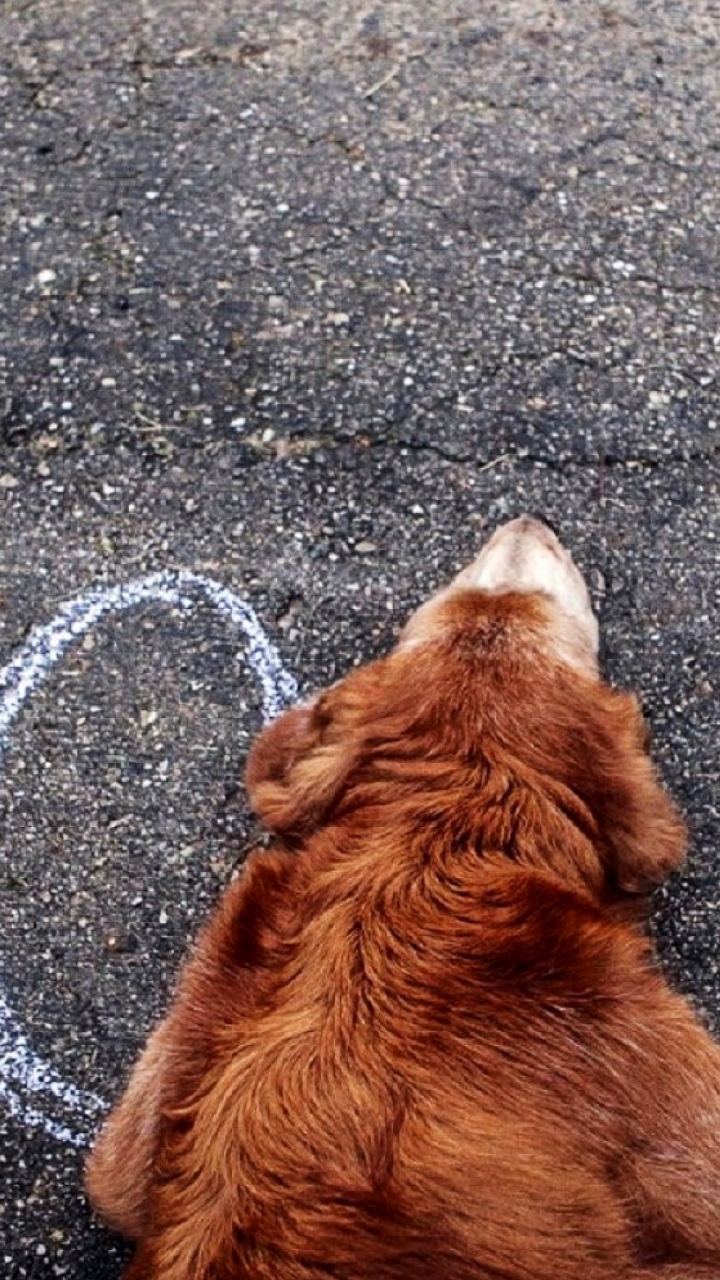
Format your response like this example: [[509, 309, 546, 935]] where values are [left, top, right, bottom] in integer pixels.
[[0, 1, 719, 1275]]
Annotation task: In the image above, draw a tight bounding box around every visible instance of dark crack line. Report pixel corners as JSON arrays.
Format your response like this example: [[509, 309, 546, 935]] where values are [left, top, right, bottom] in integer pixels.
[[360, 437, 720, 473], [556, 127, 629, 164], [510, 446, 720, 472]]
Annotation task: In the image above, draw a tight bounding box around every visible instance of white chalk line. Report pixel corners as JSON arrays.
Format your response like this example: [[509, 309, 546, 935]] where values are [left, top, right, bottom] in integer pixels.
[[1, 1079, 88, 1150], [0, 571, 299, 1147], [0, 570, 298, 757], [0, 988, 105, 1149]]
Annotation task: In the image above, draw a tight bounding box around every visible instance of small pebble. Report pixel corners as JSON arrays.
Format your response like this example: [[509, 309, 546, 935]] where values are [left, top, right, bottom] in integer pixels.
[[104, 928, 136, 955]]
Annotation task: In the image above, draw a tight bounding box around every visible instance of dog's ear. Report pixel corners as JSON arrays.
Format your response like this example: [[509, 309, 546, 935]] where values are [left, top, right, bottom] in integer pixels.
[[245, 696, 357, 838], [518, 680, 687, 896], [595, 692, 687, 894], [574, 688, 686, 894]]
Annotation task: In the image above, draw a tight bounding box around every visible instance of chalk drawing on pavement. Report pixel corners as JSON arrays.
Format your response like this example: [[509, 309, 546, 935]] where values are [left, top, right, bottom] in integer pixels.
[[0, 571, 298, 1147]]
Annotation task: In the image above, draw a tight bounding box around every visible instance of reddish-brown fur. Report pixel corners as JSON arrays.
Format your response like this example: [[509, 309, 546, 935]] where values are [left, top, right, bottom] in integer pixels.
[[86, 589, 720, 1279]]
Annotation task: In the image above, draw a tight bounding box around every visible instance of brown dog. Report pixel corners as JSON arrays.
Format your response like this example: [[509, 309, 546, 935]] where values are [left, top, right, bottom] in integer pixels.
[[86, 517, 720, 1279]]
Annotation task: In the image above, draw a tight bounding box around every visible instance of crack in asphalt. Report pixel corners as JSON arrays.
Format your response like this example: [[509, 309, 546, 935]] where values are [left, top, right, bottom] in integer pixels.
[[357, 435, 720, 473]]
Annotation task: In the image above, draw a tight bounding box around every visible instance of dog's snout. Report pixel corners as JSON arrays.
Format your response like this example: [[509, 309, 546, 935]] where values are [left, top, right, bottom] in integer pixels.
[[451, 516, 599, 672], [454, 516, 568, 594], [400, 517, 600, 675]]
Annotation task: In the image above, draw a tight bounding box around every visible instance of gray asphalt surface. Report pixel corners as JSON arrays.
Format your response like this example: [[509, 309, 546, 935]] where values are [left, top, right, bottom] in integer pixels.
[[1, 1, 719, 1275]]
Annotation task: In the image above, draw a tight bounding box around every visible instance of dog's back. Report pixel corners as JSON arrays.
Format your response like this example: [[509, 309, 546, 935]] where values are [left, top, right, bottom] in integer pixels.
[[88, 520, 720, 1280]]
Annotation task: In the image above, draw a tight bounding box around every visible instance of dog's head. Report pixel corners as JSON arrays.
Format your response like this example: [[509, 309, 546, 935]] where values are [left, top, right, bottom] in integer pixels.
[[247, 518, 685, 903]]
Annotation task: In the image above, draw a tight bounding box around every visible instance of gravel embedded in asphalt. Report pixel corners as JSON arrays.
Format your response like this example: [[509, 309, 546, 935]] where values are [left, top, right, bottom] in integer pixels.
[[0, 2, 719, 1275]]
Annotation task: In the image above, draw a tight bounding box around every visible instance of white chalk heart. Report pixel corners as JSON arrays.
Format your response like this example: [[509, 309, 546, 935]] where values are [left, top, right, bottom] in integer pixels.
[[0, 571, 298, 1146]]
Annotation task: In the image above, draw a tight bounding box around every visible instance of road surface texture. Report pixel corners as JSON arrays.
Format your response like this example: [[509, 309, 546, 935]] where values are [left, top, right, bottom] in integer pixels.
[[1, 1, 719, 1275]]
